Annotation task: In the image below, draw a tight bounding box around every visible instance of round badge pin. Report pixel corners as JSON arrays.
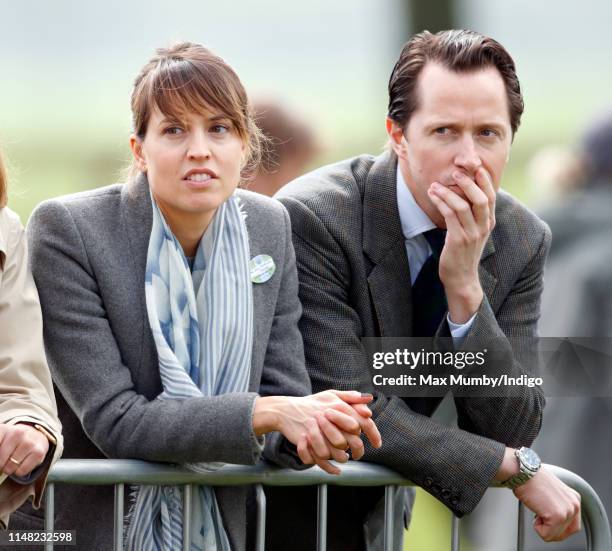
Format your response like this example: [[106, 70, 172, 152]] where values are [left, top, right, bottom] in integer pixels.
[[250, 254, 276, 283]]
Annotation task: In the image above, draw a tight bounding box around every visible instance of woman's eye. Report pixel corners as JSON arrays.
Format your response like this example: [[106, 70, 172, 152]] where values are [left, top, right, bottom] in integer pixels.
[[210, 124, 229, 134], [164, 126, 184, 135]]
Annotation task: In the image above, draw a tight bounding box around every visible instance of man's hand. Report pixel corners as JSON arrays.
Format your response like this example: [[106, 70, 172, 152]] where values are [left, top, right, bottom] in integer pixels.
[[0, 423, 50, 478], [514, 466, 582, 542], [427, 167, 497, 323], [253, 390, 382, 474]]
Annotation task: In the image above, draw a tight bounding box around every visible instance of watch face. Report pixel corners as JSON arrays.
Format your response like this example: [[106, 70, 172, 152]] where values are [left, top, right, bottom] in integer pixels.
[[521, 448, 540, 470]]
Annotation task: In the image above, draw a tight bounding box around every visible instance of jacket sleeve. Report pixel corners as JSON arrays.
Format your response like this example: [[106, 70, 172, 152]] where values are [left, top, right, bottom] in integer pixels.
[[26, 199, 263, 466], [0, 209, 63, 526], [280, 196, 513, 516], [448, 226, 549, 447], [259, 205, 312, 469]]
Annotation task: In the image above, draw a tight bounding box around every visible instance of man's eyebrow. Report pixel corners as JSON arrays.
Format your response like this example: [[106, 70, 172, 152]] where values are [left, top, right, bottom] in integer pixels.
[[424, 120, 458, 129], [477, 121, 509, 135]]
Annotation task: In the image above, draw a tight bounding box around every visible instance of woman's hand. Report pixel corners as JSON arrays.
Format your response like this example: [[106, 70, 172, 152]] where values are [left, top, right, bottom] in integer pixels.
[[0, 423, 50, 478], [253, 390, 381, 474]]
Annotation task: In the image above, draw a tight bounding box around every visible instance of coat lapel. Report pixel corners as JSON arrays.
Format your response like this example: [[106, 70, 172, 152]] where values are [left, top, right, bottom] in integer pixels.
[[363, 151, 413, 337], [119, 175, 160, 393]]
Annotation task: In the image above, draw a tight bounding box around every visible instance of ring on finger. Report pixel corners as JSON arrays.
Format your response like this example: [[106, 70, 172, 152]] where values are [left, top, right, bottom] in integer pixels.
[[8, 456, 22, 465]]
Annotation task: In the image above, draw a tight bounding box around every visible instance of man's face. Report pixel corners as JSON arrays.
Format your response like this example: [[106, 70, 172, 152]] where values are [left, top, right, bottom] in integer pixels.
[[388, 61, 513, 228]]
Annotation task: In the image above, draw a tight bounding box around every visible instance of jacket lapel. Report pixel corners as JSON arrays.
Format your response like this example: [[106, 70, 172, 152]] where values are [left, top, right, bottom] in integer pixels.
[[363, 151, 413, 337], [119, 175, 160, 393]]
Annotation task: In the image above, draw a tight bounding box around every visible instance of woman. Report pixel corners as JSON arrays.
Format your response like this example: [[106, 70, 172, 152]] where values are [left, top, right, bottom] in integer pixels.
[[21, 43, 380, 550], [0, 150, 63, 528]]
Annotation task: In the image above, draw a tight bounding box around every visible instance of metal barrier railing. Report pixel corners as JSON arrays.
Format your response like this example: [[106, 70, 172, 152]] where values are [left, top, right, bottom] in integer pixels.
[[43, 460, 611, 551]]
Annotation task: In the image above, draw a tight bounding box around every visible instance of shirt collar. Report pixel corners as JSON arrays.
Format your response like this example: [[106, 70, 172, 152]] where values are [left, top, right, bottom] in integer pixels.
[[396, 165, 436, 240]]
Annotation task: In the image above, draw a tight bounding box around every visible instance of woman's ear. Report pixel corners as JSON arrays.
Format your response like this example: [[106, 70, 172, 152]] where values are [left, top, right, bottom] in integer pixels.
[[129, 134, 147, 172]]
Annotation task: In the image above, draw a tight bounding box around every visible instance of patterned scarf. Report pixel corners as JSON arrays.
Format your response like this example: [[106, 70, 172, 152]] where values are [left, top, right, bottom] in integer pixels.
[[125, 190, 253, 551]]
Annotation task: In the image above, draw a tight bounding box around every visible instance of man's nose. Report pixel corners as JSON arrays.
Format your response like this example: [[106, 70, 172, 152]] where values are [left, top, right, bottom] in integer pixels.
[[454, 135, 482, 173], [187, 129, 211, 160]]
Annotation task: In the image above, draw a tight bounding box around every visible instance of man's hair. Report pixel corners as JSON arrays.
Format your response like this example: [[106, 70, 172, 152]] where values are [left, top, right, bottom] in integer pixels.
[[388, 29, 524, 135], [0, 149, 7, 208]]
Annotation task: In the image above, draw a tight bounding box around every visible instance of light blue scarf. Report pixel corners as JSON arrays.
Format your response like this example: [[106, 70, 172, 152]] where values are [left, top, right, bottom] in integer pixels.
[[125, 191, 253, 551]]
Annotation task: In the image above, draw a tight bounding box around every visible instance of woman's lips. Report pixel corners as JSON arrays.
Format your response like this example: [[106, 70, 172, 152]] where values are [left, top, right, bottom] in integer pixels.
[[183, 175, 216, 189]]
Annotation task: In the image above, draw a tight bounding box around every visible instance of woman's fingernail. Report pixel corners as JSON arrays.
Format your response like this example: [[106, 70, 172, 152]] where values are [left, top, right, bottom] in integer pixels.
[[361, 393, 373, 398]]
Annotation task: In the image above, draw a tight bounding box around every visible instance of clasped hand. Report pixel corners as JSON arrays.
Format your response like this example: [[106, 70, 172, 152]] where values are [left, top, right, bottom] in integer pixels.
[[258, 390, 382, 475]]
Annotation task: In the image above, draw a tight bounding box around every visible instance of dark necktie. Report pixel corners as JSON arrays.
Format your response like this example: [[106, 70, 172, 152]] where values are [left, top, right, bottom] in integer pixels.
[[411, 228, 447, 337]]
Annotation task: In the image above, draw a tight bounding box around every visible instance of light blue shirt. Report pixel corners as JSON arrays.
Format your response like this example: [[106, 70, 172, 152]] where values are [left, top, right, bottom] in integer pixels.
[[396, 166, 475, 345]]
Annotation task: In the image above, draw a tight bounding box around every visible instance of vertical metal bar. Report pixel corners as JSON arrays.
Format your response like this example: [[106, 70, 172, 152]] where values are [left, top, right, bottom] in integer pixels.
[[183, 484, 192, 551], [450, 515, 460, 551], [384, 485, 396, 551], [255, 484, 266, 551], [113, 483, 124, 551], [317, 484, 328, 551], [44, 483, 54, 551], [517, 501, 525, 551]]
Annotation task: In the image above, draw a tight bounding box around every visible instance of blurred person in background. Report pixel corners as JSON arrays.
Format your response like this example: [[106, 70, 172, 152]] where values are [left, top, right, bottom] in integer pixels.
[[248, 98, 319, 197], [0, 149, 63, 529], [527, 145, 583, 209], [537, 109, 612, 261], [269, 29, 582, 551], [12, 43, 381, 550], [466, 109, 612, 550], [531, 108, 612, 550]]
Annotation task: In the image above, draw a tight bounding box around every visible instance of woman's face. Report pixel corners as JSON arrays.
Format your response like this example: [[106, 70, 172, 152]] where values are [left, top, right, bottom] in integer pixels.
[[131, 105, 245, 231]]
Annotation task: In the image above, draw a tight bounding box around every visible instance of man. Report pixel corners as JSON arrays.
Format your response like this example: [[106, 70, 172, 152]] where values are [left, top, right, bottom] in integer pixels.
[[267, 30, 581, 550]]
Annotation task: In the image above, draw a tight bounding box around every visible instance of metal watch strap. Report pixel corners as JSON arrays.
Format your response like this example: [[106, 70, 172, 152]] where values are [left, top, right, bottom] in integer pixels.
[[503, 470, 532, 489], [502, 447, 540, 489]]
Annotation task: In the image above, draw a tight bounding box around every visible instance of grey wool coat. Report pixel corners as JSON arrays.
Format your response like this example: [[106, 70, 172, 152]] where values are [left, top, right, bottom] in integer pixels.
[[275, 150, 549, 517], [14, 177, 311, 551]]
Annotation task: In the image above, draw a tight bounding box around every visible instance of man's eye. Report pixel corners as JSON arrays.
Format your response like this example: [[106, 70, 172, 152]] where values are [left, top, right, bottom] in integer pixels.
[[480, 128, 498, 138], [434, 127, 449, 135]]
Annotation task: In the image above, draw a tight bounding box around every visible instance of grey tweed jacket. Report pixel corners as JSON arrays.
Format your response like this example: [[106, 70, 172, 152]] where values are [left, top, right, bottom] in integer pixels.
[[16, 177, 310, 551], [276, 150, 549, 516]]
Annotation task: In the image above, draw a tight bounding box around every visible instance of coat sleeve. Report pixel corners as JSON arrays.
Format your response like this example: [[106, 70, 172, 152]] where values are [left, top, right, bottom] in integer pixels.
[[259, 205, 312, 469], [280, 196, 513, 516], [448, 226, 549, 448], [0, 209, 63, 527], [26, 199, 263, 466]]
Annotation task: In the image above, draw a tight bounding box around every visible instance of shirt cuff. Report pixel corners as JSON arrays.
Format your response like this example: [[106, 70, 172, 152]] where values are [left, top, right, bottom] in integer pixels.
[[447, 312, 476, 347]]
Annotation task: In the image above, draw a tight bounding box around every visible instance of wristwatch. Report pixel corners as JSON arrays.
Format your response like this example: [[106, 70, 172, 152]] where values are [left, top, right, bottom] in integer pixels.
[[502, 447, 541, 489]]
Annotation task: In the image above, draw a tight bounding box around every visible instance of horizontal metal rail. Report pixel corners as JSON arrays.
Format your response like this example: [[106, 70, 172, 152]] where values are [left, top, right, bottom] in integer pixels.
[[42, 461, 610, 551]]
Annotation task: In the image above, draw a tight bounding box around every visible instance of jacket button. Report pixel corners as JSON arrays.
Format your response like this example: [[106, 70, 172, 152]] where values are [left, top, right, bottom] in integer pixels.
[[441, 489, 451, 499], [424, 477, 433, 486]]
